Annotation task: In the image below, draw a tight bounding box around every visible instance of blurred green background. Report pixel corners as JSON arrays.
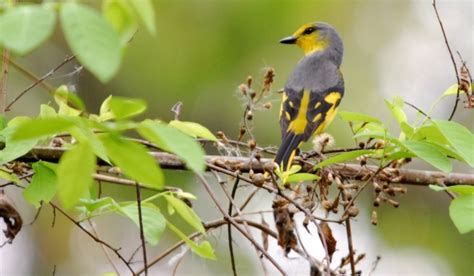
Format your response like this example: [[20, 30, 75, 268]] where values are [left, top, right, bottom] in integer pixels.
[[2, 0, 473, 275]]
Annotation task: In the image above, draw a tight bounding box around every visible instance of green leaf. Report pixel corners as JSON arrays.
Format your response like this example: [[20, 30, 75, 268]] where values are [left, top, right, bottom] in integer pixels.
[[77, 197, 118, 217], [338, 111, 382, 124], [401, 140, 452, 172], [286, 173, 320, 183], [442, 84, 459, 97], [449, 195, 474, 234], [23, 161, 57, 208], [400, 121, 414, 137], [60, 3, 122, 83], [314, 150, 375, 169], [0, 170, 20, 184], [11, 117, 76, 141], [167, 221, 216, 259], [54, 85, 84, 116], [412, 124, 449, 145], [0, 128, 39, 165], [102, 0, 137, 45], [118, 202, 166, 245], [97, 95, 115, 122], [69, 122, 110, 164], [138, 120, 205, 172], [128, 0, 156, 35], [163, 194, 205, 233], [0, 5, 56, 55], [385, 97, 407, 125], [109, 96, 147, 120], [40, 104, 57, 117], [169, 120, 218, 142], [100, 134, 163, 189], [434, 120, 474, 167], [429, 184, 474, 195], [57, 142, 96, 209]]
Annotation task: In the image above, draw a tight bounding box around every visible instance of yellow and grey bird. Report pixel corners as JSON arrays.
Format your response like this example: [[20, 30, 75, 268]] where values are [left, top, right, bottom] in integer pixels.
[[275, 22, 344, 170]]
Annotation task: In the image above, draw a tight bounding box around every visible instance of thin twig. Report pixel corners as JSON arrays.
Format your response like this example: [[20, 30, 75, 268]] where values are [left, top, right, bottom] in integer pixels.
[[196, 172, 287, 275], [343, 207, 356, 275], [49, 202, 135, 275], [403, 100, 431, 119], [0, 48, 10, 114], [227, 177, 239, 276], [432, 0, 461, 120], [87, 220, 120, 275], [135, 181, 148, 276], [4, 55, 76, 111], [8, 58, 54, 92]]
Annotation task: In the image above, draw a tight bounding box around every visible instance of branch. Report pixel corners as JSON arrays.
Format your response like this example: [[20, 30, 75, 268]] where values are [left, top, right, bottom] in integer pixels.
[[20, 147, 474, 186], [0, 49, 10, 115]]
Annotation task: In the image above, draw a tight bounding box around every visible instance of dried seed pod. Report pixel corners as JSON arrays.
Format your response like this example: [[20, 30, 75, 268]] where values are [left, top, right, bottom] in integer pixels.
[[335, 177, 343, 189], [247, 76, 253, 87], [375, 140, 385, 149], [246, 110, 253, 120], [216, 131, 229, 143], [263, 102, 272, 109], [347, 206, 359, 217], [373, 196, 380, 207], [322, 200, 332, 210], [387, 198, 400, 208], [254, 151, 262, 161], [247, 139, 256, 151], [373, 181, 382, 193], [358, 141, 365, 149], [238, 84, 248, 95], [392, 186, 407, 194], [343, 190, 353, 201], [371, 210, 378, 225], [251, 173, 266, 187], [327, 172, 334, 182], [249, 91, 256, 99]]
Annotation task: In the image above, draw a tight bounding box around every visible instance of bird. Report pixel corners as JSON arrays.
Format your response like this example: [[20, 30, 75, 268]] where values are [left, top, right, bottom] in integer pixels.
[[274, 22, 344, 170]]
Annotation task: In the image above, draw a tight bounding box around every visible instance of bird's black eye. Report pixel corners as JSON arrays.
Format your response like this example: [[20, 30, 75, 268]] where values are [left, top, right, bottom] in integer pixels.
[[302, 27, 315, 35]]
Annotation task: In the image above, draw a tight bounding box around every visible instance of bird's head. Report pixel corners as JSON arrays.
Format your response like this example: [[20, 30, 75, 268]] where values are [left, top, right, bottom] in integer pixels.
[[280, 22, 343, 60]]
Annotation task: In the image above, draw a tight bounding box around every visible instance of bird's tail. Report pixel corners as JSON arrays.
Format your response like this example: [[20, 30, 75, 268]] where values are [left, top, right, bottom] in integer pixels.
[[274, 132, 304, 171]]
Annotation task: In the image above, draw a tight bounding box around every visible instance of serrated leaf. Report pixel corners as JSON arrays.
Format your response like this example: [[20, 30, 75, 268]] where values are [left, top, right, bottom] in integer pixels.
[[0, 5, 56, 55], [57, 142, 96, 209], [138, 120, 205, 172], [401, 140, 452, 172], [434, 120, 474, 167], [109, 96, 147, 120], [286, 173, 319, 183], [429, 184, 474, 195], [119, 202, 166, 245], [167, 221, 215, 259], [100, 134, 164, 189], [338, 111, 382, 124], [60, 3, 121, 83], [10, 117, 76, 141], [23, 161, 57, 208], [102, 0, 137, 45], [314, 150, 375, 169], [128, 0, 156, 35], [164, 194, 204, 233], [449, 195, 474, 234], [169, 120, 218, 142]]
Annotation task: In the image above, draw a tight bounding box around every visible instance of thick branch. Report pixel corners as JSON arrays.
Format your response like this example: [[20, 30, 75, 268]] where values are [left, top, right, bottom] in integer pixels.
[[21, 147, 474, 186]]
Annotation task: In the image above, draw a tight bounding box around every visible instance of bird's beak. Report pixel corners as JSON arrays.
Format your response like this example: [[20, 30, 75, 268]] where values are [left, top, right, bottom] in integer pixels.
[[279, 36, 297, 44]]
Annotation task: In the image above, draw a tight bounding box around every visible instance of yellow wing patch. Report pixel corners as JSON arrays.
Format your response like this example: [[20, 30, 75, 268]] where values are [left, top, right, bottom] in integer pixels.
[[287, 90, 310, 134], [316, 92, 341, 134]]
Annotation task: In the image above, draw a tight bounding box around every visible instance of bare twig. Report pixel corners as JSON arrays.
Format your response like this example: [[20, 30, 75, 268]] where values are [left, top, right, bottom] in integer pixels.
[[9, 59, 54, 92], [87, 220, 120, 275], [227, 177, 239, 276], [0, 48, 10, 114], [135, 181, 148, 276], [4, 55, 76, 112], [19, 147, 474, 186], [432, 0, 461, 120], [196, 172, 287, 275], [49, 202, 135, 275], [403, 100, 431, 119]]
